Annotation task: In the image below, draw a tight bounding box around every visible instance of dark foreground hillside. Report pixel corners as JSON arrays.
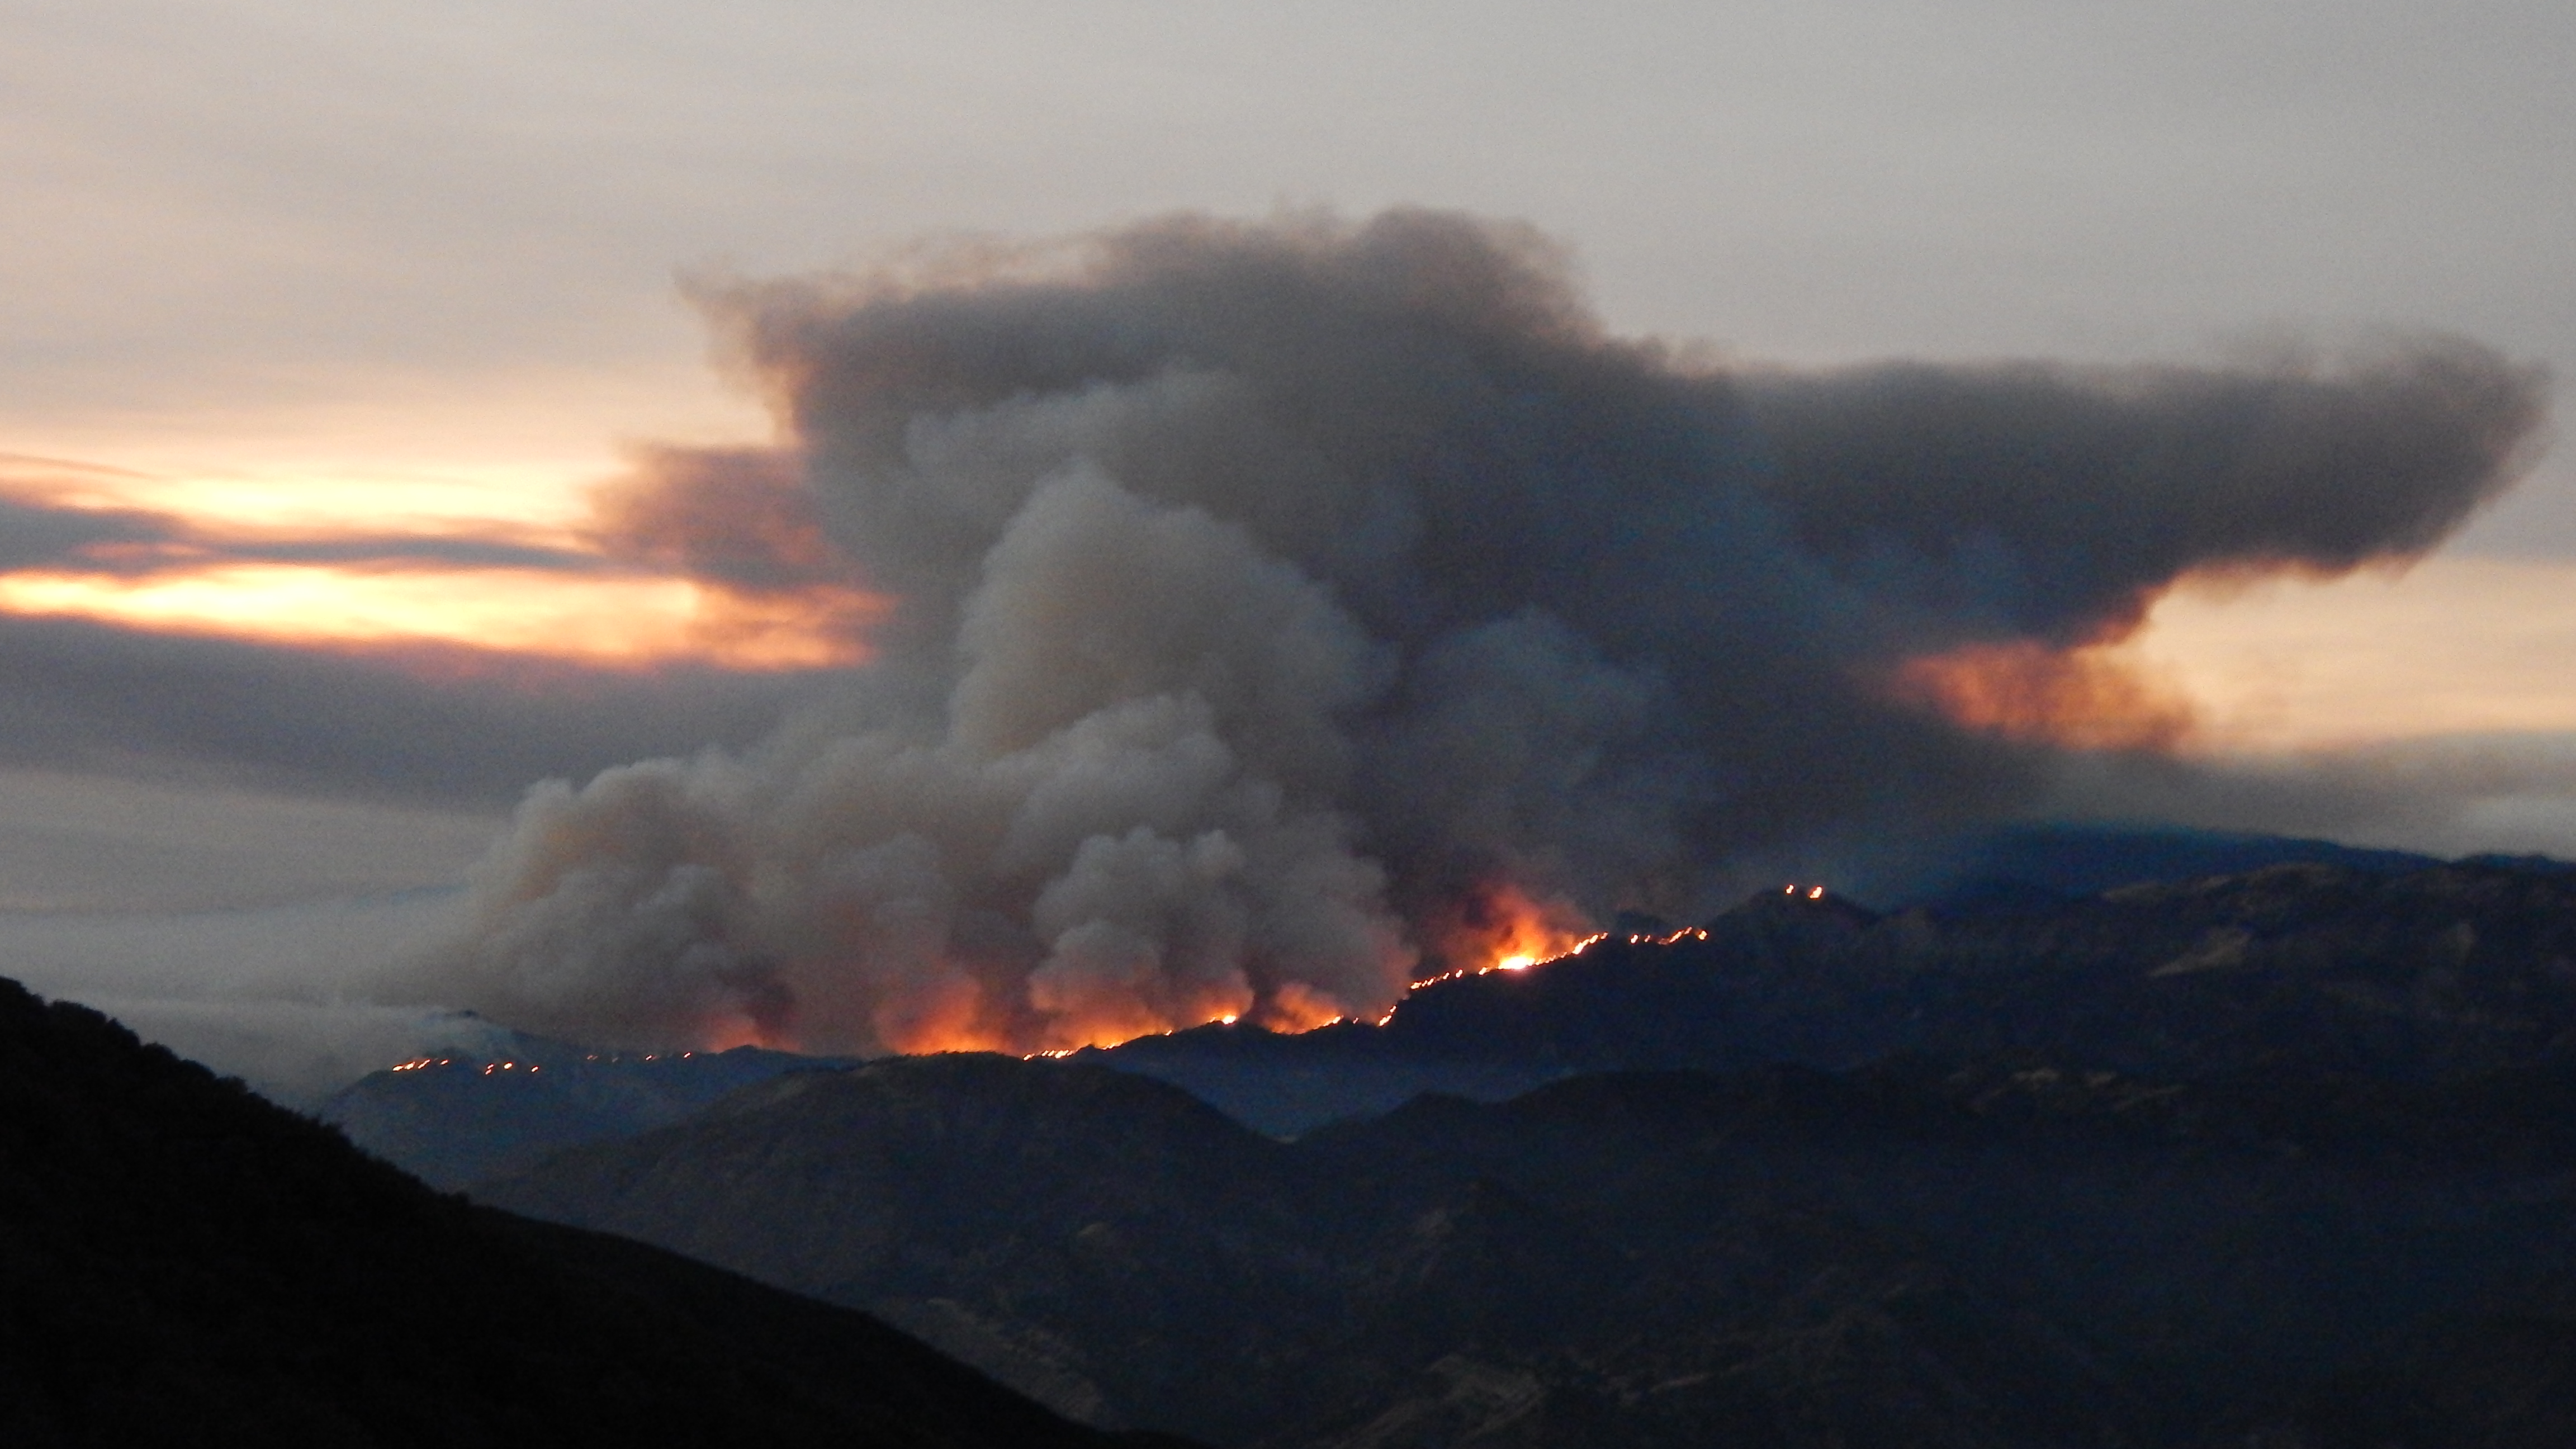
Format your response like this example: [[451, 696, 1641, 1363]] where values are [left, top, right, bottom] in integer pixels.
[[482, 1050, 2576, 1448], [0, 977, 1181, 1449]]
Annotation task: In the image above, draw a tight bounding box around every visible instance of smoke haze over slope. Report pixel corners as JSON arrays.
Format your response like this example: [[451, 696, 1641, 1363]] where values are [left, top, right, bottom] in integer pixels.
[[403, 210, 2547, 1056]]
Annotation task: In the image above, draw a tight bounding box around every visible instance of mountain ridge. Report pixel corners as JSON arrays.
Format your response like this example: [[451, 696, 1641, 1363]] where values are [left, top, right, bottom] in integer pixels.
[[1092, 855, 2576, 1133]]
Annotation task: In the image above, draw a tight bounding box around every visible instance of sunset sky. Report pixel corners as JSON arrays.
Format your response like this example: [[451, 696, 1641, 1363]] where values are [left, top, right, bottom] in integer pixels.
[[4, 1, 2573, 1089]]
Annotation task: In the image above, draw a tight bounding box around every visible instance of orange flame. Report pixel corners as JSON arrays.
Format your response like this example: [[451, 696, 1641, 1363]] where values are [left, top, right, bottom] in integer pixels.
[[870, 973, 1017, 1057], [629, 882, 1626, 1065], [1261, 981, 1357, 1033], [1887, 639, 2195, 751], [1417, 879, 1602, 986], [883, 972, 1352, 1058]]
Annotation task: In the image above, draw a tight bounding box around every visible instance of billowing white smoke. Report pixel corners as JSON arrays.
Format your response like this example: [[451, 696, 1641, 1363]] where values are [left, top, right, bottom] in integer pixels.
[[405, 210, 2548, 1055], [450, 461, 1412, 1051]]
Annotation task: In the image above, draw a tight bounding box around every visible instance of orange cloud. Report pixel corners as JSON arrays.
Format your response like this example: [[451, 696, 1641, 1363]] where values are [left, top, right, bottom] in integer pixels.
[[1887, 637, 2198, 752], [0, 564, 879, 671], [2126, 557, 2576, 750], [0, 451, 598, 541], [0, 451, 887, 673]]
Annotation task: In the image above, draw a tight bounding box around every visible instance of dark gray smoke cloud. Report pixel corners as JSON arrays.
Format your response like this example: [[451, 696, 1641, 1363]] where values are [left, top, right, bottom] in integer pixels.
[[413, 210, 2548, 1055]]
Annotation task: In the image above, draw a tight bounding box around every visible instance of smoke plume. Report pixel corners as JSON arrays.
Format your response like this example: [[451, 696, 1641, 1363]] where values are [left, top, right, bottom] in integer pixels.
[[408, 210, 2547, 1055]]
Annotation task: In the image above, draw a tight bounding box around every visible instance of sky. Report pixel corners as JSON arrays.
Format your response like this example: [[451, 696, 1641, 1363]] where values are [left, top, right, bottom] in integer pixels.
[[3, 1, 2572, 1088]]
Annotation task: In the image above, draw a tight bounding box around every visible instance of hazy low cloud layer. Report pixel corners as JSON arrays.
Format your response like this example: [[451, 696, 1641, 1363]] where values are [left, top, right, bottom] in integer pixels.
[[2048, 732, 2576, 863], [0, 766, 498, 913], [408, 211, 2549, 1057], [0, 613, 837, 806], [0, 889, 488, 1105]]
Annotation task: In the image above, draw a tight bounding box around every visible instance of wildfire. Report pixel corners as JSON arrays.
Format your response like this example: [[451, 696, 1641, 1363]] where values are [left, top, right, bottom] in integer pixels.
[[385, 1046, 724, 1077], [1634, 925, 1713, 944], [397, 884, 1746, 1075], [1263, 982, 1357, 1033], [861, 951, 1374, 1059], [1414, 929, 1612, 985], [973, 879, 1723, 1060], [1415, 879, 1602, 988]]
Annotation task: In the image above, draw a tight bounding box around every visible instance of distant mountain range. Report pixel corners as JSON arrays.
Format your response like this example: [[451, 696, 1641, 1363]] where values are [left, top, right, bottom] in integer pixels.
[[323, 1035, 860, 1190], [0, 976, 1186, 1448], [244, 830, 2576, 1442], [1093, 851, 2576, 1134], [1901, 820, 2465, 910], [477, 1045, 2576, 1447]]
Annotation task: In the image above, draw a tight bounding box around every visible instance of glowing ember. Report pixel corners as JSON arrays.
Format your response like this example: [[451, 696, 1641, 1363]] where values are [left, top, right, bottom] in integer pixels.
[[1628, 926, 1710, 945]]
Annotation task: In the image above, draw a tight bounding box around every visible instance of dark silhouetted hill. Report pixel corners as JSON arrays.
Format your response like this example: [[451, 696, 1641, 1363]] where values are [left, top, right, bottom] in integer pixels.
[[0, 976, 1187, 1448]]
